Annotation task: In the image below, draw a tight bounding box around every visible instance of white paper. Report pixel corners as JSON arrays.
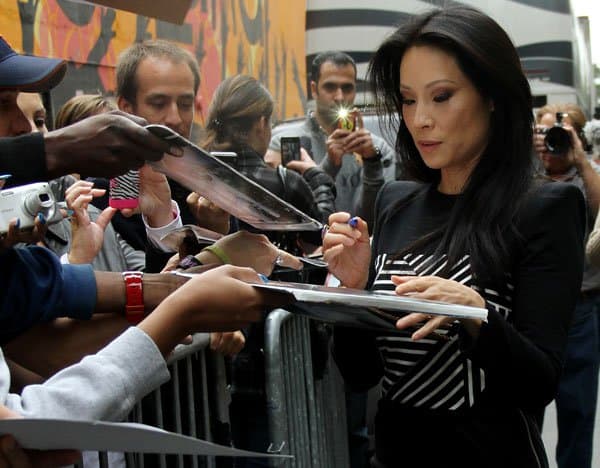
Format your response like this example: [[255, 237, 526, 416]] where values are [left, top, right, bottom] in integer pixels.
[[0, 419, 290, 458], [249, 280, 488, 328]]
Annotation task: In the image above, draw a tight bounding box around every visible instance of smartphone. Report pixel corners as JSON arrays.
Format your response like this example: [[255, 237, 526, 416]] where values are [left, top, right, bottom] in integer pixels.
[[337, 112, 356, 132], [281, 137, 301, 165], [109, 170, 139, 209]]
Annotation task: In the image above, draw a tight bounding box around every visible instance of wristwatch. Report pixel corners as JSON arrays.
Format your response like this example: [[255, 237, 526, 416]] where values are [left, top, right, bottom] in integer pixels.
[[122, 271, 144, 324]]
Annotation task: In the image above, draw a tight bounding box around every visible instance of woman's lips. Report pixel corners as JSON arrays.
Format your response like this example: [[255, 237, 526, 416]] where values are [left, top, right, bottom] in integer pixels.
[[417, 140, 441, 153]]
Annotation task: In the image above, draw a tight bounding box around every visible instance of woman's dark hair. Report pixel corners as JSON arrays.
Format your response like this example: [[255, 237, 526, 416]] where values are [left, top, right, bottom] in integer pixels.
[[369, 6, 534, 282], [202, 75, 273, 152]]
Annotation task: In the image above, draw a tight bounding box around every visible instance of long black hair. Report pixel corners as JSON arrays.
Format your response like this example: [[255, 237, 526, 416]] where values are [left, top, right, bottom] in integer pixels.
[[369, 6, 534, 282]]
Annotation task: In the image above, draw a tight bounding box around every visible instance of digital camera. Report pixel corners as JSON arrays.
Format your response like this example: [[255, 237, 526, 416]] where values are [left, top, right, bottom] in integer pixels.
[[538, 112, 572, 156], [0, 182, 62, 234]]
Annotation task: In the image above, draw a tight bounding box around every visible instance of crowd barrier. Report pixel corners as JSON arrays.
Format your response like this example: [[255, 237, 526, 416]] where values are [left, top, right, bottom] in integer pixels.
[[76, 309, 349, 468], [264, 309, 349, 468]]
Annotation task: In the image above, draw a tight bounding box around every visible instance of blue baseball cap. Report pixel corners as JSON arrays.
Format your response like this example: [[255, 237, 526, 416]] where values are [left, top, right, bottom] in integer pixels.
[[0, 36, 67, 92]]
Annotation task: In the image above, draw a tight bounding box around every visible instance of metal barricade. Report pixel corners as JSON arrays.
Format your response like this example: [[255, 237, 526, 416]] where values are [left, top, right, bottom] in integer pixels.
[[78, 332, 230, 468], [264, 309, 349, 468]]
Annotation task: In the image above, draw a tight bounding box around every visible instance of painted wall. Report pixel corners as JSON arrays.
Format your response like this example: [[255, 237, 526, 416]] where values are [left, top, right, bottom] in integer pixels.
[[0, 0, 307, 127]]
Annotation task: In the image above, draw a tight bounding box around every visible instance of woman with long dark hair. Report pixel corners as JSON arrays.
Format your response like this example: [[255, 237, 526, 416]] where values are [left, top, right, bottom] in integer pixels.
[[323, 6, 584, 467]]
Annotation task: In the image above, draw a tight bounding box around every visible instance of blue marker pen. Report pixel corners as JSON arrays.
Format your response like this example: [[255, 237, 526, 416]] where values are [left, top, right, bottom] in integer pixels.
[[258, 273, 269, 283], [348, 216, 359, 229]]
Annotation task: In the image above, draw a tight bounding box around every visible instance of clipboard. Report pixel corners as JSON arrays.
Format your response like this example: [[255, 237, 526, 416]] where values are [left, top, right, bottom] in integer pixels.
[[250, 280, 488, 330], [146, 125, 323, 232]]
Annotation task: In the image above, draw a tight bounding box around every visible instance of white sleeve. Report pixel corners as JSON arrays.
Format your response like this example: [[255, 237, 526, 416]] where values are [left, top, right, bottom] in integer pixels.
[[2, 327, 170, 421], [142, 200, 183, 252]]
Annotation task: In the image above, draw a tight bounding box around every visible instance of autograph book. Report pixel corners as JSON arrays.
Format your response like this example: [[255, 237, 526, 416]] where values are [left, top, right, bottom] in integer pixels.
[[250, 281, 488, 330], [146, 124, 323, 231]]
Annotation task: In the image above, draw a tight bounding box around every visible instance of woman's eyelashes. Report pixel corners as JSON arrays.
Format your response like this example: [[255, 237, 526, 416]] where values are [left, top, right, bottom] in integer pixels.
[[400, 91, 453, 106], [433, 91, 452, 103]]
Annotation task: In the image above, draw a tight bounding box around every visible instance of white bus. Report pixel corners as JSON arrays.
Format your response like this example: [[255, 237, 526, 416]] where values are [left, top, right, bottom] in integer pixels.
[[305, 0, 595, 116]]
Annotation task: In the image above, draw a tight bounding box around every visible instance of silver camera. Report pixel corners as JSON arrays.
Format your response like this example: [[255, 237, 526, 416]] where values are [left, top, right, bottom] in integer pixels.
[[0, 182, 62, 234]]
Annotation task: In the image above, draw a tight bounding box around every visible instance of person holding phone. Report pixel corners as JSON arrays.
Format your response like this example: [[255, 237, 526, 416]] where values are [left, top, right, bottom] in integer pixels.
[[267, 51, 396, 229], [278, 136, 337, 220], [323, 6, 584, 467]]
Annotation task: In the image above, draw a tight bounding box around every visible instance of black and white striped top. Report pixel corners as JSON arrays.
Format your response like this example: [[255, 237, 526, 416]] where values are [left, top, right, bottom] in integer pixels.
[[332, 180, 585, 465], [371, 251, 513, 410]]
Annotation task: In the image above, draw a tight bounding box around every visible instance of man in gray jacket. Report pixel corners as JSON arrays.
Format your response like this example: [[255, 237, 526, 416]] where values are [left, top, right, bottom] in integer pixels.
[[267, 51, 396, 228]]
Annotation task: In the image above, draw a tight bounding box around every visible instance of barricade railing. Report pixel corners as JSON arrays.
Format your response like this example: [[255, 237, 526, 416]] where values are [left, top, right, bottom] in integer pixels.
[[76, 309, 351, 468], [77, 332, 228, 468], [264, 309, 349, 468]]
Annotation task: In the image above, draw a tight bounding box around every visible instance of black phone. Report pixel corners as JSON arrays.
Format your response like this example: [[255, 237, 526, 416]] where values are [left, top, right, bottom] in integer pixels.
[[281, 137, 301, 165]]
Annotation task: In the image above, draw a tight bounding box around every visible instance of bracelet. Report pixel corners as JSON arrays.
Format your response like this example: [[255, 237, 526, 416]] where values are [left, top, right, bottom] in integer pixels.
[[122, 271, 144, 325], [201, 244, 231, 265], [177, 254, 203, 270]]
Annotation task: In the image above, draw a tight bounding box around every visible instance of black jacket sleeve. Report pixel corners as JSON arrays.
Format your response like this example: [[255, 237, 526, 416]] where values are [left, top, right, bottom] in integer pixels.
[[286, 170, 324, 245], [464, 182, 585, 409], [0, 134, 47, 185], [302, 167, 336, 223]]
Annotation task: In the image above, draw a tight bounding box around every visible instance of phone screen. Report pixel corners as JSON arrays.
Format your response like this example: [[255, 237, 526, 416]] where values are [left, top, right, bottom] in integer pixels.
[[281, 137, 301, 165], [109, 169, 139, 209]]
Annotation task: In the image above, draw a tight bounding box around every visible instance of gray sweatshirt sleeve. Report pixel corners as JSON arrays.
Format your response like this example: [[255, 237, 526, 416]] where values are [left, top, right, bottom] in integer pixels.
[[2, 327, 170, 421]]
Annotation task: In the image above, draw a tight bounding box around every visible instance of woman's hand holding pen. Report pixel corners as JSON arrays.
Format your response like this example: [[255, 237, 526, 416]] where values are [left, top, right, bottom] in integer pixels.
[[391, 275, 485, 341], [322, 212, 371, 289]]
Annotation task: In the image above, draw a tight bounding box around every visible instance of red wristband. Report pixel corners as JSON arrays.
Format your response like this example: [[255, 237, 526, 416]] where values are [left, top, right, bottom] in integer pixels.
[[123, 271, 144, 324]]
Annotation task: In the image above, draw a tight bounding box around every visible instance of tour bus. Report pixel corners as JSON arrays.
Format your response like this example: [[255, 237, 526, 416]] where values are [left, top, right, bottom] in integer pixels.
[[304, 0, 595, 117]]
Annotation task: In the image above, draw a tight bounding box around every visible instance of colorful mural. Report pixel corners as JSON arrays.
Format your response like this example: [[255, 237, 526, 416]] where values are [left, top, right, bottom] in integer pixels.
[[0, 0, 307, 126]]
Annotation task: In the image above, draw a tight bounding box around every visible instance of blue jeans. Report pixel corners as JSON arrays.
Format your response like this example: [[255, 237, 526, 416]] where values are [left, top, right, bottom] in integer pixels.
[[555, 294, 600, 468]]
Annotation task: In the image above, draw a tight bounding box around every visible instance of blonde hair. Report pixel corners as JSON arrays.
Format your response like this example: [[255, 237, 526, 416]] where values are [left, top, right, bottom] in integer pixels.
[[535, 103, 586, 135], [55, 94, 116, 128]]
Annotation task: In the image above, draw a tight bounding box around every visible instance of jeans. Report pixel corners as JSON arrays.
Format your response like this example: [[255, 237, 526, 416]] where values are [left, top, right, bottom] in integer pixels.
[[555, 294, 600, 468]]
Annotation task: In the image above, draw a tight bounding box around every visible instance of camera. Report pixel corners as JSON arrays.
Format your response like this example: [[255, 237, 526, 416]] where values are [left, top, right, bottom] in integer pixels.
[[0, 182, 62, 234], [538, 112, 572, 155]]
